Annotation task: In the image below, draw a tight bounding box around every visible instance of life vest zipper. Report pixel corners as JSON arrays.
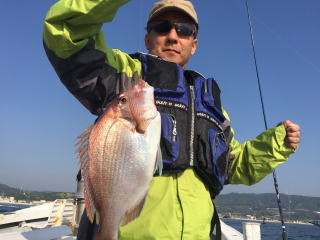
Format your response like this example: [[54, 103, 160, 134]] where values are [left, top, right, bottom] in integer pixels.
[[218, 131, 230, 178], [204, 78, 208, 93], [189, 85, 195, 166], [214, 131, 230, 178], [169, 114, 177, 142], [217, 132, 226, 144]]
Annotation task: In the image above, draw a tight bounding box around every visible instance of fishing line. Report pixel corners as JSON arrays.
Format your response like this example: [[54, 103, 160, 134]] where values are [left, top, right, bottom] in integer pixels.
[[138, 0, 143, 51], [244, 1, 288, 239]]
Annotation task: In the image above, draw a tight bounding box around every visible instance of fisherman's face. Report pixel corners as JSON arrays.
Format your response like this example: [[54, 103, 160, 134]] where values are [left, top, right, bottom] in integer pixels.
[[144, 11, 198, 68]]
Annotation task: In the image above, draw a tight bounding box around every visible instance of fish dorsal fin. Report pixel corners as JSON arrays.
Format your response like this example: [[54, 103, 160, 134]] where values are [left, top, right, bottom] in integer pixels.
[[120, 194, 148, 226], [75, 125, 96, 223]]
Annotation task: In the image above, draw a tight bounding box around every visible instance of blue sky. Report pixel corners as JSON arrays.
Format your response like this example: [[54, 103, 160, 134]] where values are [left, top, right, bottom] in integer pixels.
[[0, 0, 319, 198]]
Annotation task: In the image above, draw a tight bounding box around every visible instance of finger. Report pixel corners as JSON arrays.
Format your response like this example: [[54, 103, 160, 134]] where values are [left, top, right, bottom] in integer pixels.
[[287, 131, 300, 138], [284, 136, 300, 145], [283, 120, 293, 128], [284, 124, 300, 136], [283, 120, 300, 131], [285, 142, 299, 149], [285, 124, 300, 132], [286, 125, 300, 133], [285, 137, 300, 144]]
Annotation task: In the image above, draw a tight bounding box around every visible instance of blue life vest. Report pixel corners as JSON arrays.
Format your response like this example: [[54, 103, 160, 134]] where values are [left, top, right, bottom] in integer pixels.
[[131, 53, 234, 197]]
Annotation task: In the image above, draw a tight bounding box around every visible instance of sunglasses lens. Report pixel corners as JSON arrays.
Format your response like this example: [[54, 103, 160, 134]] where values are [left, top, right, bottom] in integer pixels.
[[149, 21, 172, 34], [148, 21, 195, 37], [175, 23, 195, 36]]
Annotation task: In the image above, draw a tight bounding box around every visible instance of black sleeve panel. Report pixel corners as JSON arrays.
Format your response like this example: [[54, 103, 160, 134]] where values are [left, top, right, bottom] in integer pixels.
[[44, 38, 119, 115]]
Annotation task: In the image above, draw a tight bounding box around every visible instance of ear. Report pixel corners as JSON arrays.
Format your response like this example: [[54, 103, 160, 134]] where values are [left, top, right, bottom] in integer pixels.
[[144, 34, 151, 51], [191, 38, 198, 56]]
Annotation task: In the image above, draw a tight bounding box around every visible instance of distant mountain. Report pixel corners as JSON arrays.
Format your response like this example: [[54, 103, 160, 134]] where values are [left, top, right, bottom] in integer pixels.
[[0, 183, 74, 201], [0, 183, 22, 196], [215, 193, 320, 221]]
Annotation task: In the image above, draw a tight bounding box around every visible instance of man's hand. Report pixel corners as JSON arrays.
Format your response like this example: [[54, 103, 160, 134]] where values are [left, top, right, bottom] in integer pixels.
[[283, 120, 300, 150]]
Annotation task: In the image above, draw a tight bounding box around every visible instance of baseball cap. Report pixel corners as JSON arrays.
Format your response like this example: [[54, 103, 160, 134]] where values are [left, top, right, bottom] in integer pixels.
[[148, 0, 198, 27]]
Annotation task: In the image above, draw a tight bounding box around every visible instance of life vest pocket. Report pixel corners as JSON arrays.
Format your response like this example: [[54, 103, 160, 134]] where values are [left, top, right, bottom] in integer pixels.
[[160, 112, 180, 164], [208, 129, 228, 186]]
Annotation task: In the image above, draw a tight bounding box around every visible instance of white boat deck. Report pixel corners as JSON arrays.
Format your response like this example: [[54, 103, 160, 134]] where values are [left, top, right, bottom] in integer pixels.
[[0, 199, 74, 234], [0, 225, 75, 240], [0, 199, 248, 239], [0, 223, 243, 240], [0, 202, 54, 226], [221, 220, 243, 240]]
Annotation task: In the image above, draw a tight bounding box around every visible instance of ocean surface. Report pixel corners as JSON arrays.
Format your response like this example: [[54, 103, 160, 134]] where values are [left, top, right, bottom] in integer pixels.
[[1, 204, 319, 239], [0, 203, 30, 213], [223, 219, 320, 240]]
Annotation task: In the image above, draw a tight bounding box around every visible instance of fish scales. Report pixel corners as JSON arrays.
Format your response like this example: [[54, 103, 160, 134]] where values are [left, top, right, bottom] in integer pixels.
[[77, 80, 161, 240]]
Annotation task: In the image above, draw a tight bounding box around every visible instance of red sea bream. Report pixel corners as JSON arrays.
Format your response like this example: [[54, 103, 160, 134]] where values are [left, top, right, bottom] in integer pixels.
[[76, 80, 161, 240]]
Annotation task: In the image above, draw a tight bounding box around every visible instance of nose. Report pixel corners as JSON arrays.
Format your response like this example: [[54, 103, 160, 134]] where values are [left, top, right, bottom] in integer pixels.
[[165, 27, 178, 44]]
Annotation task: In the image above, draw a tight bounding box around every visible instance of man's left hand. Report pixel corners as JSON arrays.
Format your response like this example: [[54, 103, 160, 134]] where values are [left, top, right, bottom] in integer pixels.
[[283, 120, 300, 150]]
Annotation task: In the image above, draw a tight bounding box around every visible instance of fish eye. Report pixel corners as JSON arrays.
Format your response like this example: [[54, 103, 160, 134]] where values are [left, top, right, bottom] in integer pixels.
[[118, 95, 127, 104]]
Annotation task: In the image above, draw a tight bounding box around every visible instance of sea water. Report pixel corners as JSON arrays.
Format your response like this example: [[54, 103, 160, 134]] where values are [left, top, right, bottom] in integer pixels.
[[0, 203, 30, 213], [224, 219, 320, 240]]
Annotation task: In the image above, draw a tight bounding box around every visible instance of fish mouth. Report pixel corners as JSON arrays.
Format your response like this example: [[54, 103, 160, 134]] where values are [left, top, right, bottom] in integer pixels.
[[138, 79, 148, 86]]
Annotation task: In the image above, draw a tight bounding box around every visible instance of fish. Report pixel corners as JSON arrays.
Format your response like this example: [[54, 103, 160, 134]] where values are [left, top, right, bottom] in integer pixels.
[[76, 79, 162, 240]]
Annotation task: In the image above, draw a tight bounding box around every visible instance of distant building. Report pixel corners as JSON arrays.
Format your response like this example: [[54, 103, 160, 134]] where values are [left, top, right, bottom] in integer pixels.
[[246, 215, 256, 220]]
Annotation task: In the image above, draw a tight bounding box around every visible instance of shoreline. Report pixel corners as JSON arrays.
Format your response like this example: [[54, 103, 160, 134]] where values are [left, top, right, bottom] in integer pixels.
[[0, 201, 316, 226], [222, 217, 313, 226]]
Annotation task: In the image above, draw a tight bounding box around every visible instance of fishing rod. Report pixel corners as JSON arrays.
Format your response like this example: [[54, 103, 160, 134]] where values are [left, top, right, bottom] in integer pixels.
[[244, 1, 288, 240]]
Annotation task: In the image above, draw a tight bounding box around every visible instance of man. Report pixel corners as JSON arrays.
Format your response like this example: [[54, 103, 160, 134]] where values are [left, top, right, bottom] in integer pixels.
[[43, 0, 300, 239]]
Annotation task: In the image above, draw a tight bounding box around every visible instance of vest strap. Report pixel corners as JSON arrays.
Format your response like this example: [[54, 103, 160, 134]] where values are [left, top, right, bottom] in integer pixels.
[[210, 202, 222, 240]]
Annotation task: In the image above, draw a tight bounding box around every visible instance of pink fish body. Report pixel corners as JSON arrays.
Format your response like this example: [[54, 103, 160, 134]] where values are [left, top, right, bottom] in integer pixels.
[[77, 80, 161, 240]]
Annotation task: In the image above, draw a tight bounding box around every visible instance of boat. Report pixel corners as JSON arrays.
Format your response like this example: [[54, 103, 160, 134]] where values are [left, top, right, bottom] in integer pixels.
[[0, 199, 76, 239], [0, 199, 245, 240], [0, 180, 247, 240], [309, 220, 320, 227]]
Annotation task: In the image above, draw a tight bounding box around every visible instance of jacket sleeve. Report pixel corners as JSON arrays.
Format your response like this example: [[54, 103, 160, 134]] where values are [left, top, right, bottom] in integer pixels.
[[222, 109, 295, 185], [43, 0, 142, 115]]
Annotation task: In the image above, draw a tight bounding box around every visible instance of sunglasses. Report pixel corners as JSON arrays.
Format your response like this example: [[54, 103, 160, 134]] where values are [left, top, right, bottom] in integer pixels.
[[147, 20, 197, 37]]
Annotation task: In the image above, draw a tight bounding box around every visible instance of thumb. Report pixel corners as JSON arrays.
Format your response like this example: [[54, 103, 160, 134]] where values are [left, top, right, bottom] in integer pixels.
[[283, 120, 293, 129]]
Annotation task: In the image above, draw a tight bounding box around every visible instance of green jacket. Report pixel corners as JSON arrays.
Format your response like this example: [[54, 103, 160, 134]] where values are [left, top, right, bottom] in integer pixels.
[[43, 1, 294, 239]]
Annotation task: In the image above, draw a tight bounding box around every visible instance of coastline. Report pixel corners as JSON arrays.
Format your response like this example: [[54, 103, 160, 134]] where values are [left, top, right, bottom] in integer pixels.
[[0, 201, 315, 226], [223, 217, 313, 226]]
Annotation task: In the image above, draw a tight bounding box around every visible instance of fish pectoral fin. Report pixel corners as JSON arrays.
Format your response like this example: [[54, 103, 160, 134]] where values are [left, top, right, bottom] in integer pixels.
[[120, 194, 147, 226], [154, 145, 163, 176], [130, 128, 136, 133], [136, 120, 152, 134], [95, 211, 100, 225]]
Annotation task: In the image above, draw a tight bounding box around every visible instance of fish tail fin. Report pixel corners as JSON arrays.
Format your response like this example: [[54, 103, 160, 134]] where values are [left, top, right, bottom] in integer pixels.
[[76, 125, 96, 223], [120, 194, 147, 226], [154, 145, 163, 176]]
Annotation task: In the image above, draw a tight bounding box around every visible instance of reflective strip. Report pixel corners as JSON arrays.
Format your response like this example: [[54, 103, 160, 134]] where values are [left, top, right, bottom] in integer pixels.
[[189, 85, 195, 166]]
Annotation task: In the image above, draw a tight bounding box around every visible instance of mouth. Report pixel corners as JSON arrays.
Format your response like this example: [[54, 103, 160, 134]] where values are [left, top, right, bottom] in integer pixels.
[[163, 49, 180, 54]]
